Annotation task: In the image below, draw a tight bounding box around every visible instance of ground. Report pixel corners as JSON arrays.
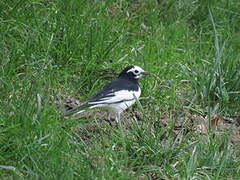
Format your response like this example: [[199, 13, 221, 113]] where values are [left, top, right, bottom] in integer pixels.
[[1, 0, 240, 179]]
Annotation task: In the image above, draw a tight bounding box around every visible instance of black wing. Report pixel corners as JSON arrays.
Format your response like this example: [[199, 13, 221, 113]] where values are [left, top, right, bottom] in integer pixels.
[[64, 78, 138, 116], [88, 77, 139, 103]]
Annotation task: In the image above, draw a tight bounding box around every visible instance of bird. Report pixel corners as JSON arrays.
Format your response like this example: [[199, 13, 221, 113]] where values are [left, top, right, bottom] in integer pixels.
[[64, 65, 150, 122]]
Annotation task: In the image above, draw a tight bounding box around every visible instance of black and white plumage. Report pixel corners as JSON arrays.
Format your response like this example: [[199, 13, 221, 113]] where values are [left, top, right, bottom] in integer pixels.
[[65, 65, 149, 121]]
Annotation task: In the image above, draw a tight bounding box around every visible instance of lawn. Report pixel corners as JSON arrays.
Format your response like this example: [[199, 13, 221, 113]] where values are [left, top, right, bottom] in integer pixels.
[[1, 0, 240, 179]]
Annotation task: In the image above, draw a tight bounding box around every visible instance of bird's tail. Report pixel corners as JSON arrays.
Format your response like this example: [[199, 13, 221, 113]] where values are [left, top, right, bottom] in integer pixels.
[[64, 103, 91, 117]]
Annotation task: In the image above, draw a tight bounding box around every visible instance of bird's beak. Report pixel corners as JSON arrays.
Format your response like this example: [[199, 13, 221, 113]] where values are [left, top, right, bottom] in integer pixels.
[[141, 71, 150, 75]]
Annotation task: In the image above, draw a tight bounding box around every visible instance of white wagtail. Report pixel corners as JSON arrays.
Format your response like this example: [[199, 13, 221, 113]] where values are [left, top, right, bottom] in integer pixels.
[[65, 65, 149, 122]]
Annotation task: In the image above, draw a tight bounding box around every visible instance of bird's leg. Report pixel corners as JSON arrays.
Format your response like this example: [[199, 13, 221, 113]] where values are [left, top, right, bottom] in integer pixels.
[[105, 111, 114, 126], [116, 112, 127, 151], [116, 112, 124, 130], [115, 112, 120, 123]]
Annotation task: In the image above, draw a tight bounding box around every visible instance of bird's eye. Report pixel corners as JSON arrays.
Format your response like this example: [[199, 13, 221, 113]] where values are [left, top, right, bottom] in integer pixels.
[[134, 70, 139, 73]]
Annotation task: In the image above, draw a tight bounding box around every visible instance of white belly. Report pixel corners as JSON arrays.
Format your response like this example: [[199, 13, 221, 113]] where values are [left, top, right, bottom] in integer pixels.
[[109, 88, 141, 113], [89, 88, 141, 114]]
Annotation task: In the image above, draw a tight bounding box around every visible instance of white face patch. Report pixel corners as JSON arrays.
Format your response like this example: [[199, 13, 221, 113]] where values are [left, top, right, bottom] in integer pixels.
[[127, 66, 145, 79]]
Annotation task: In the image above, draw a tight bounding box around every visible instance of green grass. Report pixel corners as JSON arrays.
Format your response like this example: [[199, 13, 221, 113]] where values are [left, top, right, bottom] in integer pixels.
[[1, 0, 240, 179]]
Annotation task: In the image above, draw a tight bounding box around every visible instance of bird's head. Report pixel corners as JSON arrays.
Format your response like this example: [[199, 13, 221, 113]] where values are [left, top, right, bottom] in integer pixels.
[[119, 65, 150, 80]]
